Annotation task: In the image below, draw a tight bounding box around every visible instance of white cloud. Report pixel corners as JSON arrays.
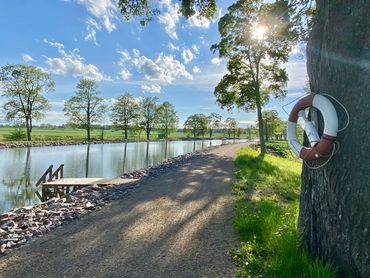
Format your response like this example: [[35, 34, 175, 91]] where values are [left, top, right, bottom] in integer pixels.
[[118, 68, 131, 80], [193, 66, 201, 73], [192, 44, 200, 54], [188, 12, 210, 29], [211, 57, 222, 66], [141, 84, 161, 94], [84, 17, 101, 45], [44, 40, 110, 81], [22, 54, 35, 62], [182, 48, 194, 64], [76, 0, 118, 32], [168, 42, 179, 51], [118, 49, 131, 64], [36, 111, 67, 125], [158, 0, 180, 39], [119, 49, 193, 84], [43, 39, 64, 49]]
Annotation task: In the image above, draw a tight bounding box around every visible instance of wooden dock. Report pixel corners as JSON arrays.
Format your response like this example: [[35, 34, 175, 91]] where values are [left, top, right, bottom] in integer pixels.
[[42, 177, 137, 187], [35, 164, 138, 201]]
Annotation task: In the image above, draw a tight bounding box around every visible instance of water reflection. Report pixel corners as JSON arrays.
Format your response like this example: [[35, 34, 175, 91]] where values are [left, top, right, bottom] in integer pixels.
[[0, 139, 245, 213]]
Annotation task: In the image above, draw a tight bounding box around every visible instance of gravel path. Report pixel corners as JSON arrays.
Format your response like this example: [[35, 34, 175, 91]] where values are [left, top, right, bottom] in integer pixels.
[[0, 143, 247, 278]]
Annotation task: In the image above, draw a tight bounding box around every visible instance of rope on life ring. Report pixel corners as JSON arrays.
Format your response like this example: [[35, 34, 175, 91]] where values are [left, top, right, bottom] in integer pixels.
[[287, 94, 338, 161]]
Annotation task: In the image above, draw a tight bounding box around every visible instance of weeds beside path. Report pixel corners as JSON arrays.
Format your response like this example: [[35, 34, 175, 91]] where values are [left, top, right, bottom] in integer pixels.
[[231, 147, 336, 277]]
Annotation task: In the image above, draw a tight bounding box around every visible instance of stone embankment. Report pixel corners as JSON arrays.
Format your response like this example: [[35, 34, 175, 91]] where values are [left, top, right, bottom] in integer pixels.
[[0, 146, 218, 255], [0, 138, 220, 149]]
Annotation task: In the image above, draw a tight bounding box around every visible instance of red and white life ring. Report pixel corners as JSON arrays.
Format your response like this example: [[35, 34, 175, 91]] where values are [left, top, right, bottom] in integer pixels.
[[287, 94, 338, 161]]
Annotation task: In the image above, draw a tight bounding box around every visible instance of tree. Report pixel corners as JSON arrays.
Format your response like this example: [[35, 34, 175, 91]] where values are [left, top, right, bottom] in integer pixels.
[[0, 64, 55, 141], [118, 0, 217, 25], [298, 1, 370, 276], [207, 113, 222, 138], [157, 101, 178, 139], [262, 110, 284, 141], [224, 117, 238, 138], [63, 79, 106, 141], [139, 96, 158, 140], [184, 114, 208, 139], [111, 93, 140, 140], [212, 0, 294, 153]]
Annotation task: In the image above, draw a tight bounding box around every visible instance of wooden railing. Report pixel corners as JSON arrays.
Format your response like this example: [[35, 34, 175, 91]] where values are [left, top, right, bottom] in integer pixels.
[[35, 164, 64, 187], [51, 164, 64, 180], [35, 165, 54, 187], [35, 164, 65, 202]]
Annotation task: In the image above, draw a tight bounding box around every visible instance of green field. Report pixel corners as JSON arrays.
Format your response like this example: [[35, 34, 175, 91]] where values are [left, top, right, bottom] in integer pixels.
[[0, 127, 249, 143], [231, 146, 336, 277]]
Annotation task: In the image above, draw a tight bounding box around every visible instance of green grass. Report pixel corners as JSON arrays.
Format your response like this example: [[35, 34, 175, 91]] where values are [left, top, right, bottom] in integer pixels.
[[0, 127, 240, 143], [265, 140, 292, 158], [231, 147, 336, 278]]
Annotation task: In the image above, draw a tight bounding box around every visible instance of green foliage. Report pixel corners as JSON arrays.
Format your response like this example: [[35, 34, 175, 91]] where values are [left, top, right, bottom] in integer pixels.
[[63, 79, 107, 140], [265, 140, 291, 158], [3, 128, 27, 141], [139, 96, 159, 140], [207, 112, 222, 138], [224, 117, 238, 138], [0, 64, 55, 140], [262, 110, 286, 140], [156, 101, 179, 138], [212, 0, 297, 153], [110, 93, 140, 139], [231, 148, 336, 277], [184, 113, 208, 138], [118, 0, 217, 25]]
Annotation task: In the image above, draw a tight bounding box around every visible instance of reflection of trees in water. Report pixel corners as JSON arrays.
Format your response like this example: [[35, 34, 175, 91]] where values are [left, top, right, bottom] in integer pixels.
[[0, 147, 38, 212], [85, 144, 91, 178], [123, 143, 127, 173], [146, 141, 149, 168]]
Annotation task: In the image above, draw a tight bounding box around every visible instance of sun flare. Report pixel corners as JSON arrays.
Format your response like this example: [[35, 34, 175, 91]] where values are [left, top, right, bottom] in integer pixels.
[[252, 25, 267, 41]]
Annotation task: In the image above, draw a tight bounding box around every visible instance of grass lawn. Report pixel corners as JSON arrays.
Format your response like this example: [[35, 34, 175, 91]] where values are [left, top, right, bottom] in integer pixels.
[[0, 127, 241, 142], [231, 146, 336, 277]]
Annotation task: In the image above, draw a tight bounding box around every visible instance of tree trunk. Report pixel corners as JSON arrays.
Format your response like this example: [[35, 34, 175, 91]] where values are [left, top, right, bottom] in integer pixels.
[[256, 101, 265, 154], [124, 126, 128, 140], [87, 125, 91, 141], [299, 1, 370, 276], [25, 117, 31, 141]]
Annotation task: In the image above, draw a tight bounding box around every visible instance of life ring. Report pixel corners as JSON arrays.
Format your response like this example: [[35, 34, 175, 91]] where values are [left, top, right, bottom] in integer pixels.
[[287, 94, 338, 161]]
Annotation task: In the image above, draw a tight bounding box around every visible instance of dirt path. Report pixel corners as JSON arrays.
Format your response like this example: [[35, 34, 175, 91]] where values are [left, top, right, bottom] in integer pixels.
[[0, 143, 247, 278]]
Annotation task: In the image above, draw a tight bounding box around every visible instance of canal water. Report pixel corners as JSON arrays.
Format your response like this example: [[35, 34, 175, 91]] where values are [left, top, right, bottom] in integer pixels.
[[0, 139, 242, 213]]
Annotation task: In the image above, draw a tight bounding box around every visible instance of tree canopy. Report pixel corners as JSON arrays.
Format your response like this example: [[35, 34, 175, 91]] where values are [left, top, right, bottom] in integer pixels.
[[0, 64, 55, 141], [111, 93, 140, 140], [212, 0, 298, 152], [184, 114, 208, 138], [157, 101, 179, 138], [118, 0, 217, 25], [63, 79, 106, 141]]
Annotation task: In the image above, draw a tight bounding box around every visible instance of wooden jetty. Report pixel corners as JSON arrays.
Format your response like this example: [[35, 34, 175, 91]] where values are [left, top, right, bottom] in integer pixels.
[[35, 164, 137, 201]]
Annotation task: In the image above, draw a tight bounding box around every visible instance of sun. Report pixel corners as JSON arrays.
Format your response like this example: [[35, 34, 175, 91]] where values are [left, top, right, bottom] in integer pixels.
[[252, 25, 267, 41]]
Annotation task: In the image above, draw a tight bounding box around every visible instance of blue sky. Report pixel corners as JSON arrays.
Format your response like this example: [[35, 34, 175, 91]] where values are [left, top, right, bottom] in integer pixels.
[[0, 0, 307, 127]]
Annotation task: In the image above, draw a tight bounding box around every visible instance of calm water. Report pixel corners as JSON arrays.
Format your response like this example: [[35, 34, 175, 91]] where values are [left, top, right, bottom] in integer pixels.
[[0, 139, 242, 213]]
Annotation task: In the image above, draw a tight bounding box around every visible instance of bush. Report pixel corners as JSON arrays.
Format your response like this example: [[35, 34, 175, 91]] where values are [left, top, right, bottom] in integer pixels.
[[4, 129, 27, 141]]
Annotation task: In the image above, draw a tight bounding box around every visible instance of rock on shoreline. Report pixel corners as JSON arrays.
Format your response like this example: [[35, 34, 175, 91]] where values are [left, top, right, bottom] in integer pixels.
[[0, 146, 219, 255]]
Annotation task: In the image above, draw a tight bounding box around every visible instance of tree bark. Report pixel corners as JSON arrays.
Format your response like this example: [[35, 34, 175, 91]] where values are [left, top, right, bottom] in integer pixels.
[[124, 125, 128, 140], [299, 1, 370, 276], [25, 116, 31, 141], [87, 125, 91, 141], [256, 101, 265, 154]]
